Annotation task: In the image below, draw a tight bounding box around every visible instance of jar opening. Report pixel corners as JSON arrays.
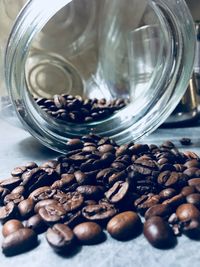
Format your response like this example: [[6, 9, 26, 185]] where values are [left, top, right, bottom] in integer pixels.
[[5, 0, 196, 152]]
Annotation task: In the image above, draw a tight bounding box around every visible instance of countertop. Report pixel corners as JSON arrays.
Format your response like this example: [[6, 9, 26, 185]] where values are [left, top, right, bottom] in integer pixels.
[[1, 118, 200, 267]]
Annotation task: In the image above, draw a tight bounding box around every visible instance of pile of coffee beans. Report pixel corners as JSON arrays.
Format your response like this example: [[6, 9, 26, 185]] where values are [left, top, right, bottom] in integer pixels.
[[1, 134, 200, 256], [35, 94, 128, 123]]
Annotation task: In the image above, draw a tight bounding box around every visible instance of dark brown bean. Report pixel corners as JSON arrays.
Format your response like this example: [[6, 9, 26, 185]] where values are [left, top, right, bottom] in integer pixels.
[[2, 219, 24, 237], [54, 192, 84, 213], [176, 203, 200, 222], [186, 193, 200, 209], [34, 199, 59, 213], [18, 198, 35, 218], [107, 211, 142, 240], [46, 224, 75, 252], [159, 188, 177, 200], [38, 204, 66, 224], [0, 202, 17, 222], [73, 222, 104, 244], [105, 181, 129, 203], [181, 186, 196, 197], [143, 216, 176, 248], [145, 204, 172, 220], [82, 203, 117, 221], [25, 214, 47, 234], [2, 228, 38, 256]]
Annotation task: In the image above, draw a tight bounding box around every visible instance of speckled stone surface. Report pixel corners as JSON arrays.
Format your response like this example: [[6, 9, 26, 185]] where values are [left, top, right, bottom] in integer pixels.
[[1, 118, 200, 267]]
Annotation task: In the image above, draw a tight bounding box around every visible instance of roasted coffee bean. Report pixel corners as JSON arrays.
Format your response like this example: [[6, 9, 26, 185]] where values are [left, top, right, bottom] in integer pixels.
[[2, 228, 38, 256], [180, 138, 192, 146], [25, 162, 38, 169], [184, 151, 199, 160], [186, 193, 200, 209], [29, 187, 56, 202], [0, 202, 17, 222], [82, 203, 117, 221], [145, 204, 172, 220], [25, 214, 47, 234], [181, 186, 196, 196], [11, 186, 25, 195], [176, 203, 200, 222], [2, 219, 24, 237], [162, 193, 185, 208], [188, 178, 200, 187], [159, 188, 177, 200], [38, 204, 66, 224], [34, 199, 59, 213], [0, 187, 10, 204], [105, 181, 129, 203], [54, 192, 84, 213], [73, 222, 104, 245], [11, 166, 27, 177], [0, 177, 21, 191], [64, 211, 83, 228], [108, 170, 127, 186], [144, 216, 176, 249], [74, 171, 92, 185], [40, 160, 59, 169], [107, 211, 142, 240], [98, 144, 115, 154], [161, 140, 175, 149], [134, 194, 160, 215], [66, 139, 83, 150], [184, 160, 200, 169], [18, 198, 35, 218], [157, 171, 188, 189], [76, 185, 104, 200], [46, 224, 75, 252], [184, 167, 200, 178], [3, 193, 24, 205]]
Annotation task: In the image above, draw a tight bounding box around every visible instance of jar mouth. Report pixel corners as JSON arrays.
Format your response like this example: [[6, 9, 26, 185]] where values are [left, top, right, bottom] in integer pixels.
[[5, 0, 196, 152]]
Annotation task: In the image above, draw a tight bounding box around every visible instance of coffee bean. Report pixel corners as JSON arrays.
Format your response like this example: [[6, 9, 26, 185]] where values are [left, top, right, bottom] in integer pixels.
[[0, 187, 10, 205], [144, 216, 176, 249], [11, 186, 25, 195], [0, 202, 17, 222], [25, 214, 47, 234], [159, 188, 177, 200], [73, 222, 104, 244], [157, 171, 188, 189], [105, 181, 129, 203], [54, 192, 84, 213], [82, 203, 117, 221], [162, 193, 185, 208], [11, 166, 27, 177], [176, 203, 200, 238], [176, 203, 200, 222], [38, 204, 66, 224], [34, 199, 59, 213], [2, 219, 24, 237], [181, 186, 196, 196], [0, 177, 21, 191], [18, 198, 35, 218], [2, 228, 38, 256], [107, 211, 142, 240], [46, 224, 75, 252], [144, 204, 172, 220], [180, 138, 192, 146], [188, 178, 200, 187], [29, 187, 56, 202], [184, 160, 200, 168], [76, 185, 104, 200], [3, 193, 24, 205], [66, 139, 83, 150], [134, 194, 160, 214], [186, 193, 200, 209]]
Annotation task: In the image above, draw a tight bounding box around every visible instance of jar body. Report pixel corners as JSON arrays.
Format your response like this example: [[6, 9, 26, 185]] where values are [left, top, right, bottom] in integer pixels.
[[0, 0, 196, 152]]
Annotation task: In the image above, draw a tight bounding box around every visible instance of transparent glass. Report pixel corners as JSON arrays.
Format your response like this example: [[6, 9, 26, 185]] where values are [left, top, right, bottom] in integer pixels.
[[0, 0, 196, 152]]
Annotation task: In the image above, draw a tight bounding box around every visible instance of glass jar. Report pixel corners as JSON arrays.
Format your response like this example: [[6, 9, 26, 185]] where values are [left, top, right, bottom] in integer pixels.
[[0, 0, 196, 153]]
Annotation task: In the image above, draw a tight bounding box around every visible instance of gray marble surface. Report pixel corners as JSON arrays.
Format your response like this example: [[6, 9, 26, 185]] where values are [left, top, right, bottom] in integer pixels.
[[1, 118, 200, 267]]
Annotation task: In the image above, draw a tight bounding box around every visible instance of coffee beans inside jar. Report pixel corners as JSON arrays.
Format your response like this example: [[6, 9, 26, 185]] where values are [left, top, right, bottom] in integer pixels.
[[1, 134, 200, 256], [35, 94, 129, 123]]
